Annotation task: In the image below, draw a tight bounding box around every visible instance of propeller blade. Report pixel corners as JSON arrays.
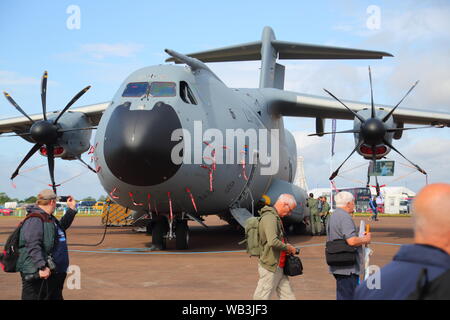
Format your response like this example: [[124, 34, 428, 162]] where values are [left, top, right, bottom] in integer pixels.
[[382, 80, 419, 122], [41, 71, 48, 121], [3, 92, 34, 123], [323, 89, 366, 123], [53, 85, 91, 124], [386, 125, 436, 132], [368, 66, 376, 118], [383, 139, 427, 175], [329, 141, 363, 180], [308, 129, 360, 137], [46, 144, 57, 193], [11, 143, 41, 180], [57, 126, 97, 133]]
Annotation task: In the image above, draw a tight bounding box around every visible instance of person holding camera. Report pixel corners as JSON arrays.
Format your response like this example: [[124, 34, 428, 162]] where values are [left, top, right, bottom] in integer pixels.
[[16, 189, 78, 300], [253, 194, 298, 300]]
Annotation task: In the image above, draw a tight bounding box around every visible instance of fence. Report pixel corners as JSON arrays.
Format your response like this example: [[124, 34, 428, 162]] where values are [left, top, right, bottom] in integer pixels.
[[2, 206, 103, 217]]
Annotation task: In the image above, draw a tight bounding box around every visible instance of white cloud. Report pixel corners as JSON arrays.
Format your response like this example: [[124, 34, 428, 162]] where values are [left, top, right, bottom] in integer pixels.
[[80, 43, 144, 59], [0, 71, 39, 86]]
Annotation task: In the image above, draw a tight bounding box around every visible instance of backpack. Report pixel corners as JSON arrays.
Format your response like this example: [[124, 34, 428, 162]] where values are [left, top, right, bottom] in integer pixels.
[[0, 212, 47, 273], [239, 211, 270, 257]]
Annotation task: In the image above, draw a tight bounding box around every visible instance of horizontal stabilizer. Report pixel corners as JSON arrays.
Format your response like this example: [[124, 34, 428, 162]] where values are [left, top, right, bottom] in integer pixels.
[[165, 41, 392, 64], [165, 41, 262, 63], [272, 40, 393, 60]]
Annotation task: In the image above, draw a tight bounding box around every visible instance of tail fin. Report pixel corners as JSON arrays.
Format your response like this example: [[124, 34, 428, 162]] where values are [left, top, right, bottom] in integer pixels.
[[165, 26, 393, 89]]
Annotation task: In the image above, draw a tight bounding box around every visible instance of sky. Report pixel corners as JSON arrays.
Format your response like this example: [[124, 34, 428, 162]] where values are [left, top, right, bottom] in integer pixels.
[[0, 0, 449, 200]]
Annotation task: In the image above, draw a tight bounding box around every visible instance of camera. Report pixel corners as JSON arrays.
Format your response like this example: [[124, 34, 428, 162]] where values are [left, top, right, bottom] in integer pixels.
[[295, 248, 300, 255], [23, 256, 56, 282], [58, 196, 70, 202]]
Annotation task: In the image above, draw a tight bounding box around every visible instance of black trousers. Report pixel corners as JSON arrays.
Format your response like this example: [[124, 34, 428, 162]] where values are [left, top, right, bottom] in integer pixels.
[[21, 272, 67, 300], [333, 274, 359, 300]]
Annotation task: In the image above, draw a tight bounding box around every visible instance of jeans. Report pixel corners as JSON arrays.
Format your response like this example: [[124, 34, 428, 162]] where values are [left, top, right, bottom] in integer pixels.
[[334, 274, 359, 300]]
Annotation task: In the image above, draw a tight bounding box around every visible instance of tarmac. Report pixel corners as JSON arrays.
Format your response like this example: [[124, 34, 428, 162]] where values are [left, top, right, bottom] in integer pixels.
[[0, 215, 414, 300]]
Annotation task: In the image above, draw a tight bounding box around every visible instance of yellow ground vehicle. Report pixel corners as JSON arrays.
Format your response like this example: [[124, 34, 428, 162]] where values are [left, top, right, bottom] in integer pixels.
[[93, 201, 105, 211]]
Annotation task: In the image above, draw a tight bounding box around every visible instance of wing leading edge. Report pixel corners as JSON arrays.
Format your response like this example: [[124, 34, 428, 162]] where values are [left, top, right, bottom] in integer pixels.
[[0, 101, 111, 135], [261, 88, 450, 126]]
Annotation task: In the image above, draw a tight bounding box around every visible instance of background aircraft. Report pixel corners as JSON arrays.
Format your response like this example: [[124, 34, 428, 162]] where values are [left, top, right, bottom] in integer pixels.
[[1, 26, 449, 249]]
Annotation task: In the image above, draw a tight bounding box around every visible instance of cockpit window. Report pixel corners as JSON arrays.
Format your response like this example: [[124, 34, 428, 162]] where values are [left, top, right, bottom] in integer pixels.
[[122, 82, 149, 97], [180, 81, 198, 105], [149, 82, 176, 97]]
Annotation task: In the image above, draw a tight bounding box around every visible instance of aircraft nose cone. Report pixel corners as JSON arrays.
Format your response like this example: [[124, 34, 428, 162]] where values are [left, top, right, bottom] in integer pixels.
[[103, 102, 182, 186]]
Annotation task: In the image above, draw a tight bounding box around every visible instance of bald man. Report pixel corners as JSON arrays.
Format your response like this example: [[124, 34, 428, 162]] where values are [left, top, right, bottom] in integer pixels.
[[355, 183, 450, 299]]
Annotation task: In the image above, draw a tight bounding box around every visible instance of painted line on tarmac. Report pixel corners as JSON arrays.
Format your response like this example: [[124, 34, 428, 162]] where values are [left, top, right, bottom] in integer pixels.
[[68, 243, 329, 255], [68, 249, 247, 255], [0, 241, 405, 255], [371, 241, 404, 246]]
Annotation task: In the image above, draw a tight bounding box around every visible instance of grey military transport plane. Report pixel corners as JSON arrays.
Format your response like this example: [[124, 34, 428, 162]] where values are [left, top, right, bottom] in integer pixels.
[[1, 27, 449, 250]]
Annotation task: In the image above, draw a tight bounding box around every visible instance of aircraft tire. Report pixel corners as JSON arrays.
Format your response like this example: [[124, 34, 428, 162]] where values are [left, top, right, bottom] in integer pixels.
[[175, 220, 189, 250], [151, 216, 168, 250]]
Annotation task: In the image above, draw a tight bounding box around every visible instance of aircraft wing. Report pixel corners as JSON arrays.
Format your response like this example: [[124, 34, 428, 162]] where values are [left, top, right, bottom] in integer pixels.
[[0, 101, 111, 135], [261, 88, 450, 126]]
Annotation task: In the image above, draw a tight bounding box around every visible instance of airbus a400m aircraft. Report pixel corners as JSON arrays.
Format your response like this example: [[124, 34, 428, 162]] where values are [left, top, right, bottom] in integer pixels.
[[1, 27, 449, 250]]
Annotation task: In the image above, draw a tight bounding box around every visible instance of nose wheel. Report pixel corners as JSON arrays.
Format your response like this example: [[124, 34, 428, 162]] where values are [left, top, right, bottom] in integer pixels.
[[150, 216, 190, 250], [175, 219, 189, 250], [151, 215, 168, 250]]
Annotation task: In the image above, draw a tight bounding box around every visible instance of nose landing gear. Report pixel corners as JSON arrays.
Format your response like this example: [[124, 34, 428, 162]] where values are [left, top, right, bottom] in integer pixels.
[[150, 215, 190, 250]]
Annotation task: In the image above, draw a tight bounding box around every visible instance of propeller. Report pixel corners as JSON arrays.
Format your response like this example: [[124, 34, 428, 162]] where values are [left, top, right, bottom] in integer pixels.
[[321, 66, 430, 187], [3, 71, 92, 193]]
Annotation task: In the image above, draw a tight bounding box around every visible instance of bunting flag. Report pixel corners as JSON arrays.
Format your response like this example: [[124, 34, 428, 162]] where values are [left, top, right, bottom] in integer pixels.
[[331, 119, 337, 156]]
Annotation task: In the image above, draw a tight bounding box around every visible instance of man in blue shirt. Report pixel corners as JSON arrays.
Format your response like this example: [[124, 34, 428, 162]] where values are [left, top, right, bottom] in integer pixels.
[[369, 196, 379, 221], [355, 183, 450, 299], [18, 189, 78, 300]]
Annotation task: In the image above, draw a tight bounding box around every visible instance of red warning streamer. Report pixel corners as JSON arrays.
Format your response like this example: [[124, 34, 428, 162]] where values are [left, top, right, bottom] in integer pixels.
[[110, 187, 120, 199], [240, 145, 249, 181], [129, 192, 143, 206], [147, 193, 152, 212], [331, 180, 340, 192], [186, 187, 198, 212], [167, 192, 173, 221]]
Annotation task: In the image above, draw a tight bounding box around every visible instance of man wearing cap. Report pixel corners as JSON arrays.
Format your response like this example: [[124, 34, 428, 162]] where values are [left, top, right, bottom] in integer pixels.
[[16, 189, 78, 300]]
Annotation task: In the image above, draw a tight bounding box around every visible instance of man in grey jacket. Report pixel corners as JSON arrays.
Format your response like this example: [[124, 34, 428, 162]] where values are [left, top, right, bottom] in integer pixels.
[[17, 189, 78, 300], [327, 191, 371, 300]]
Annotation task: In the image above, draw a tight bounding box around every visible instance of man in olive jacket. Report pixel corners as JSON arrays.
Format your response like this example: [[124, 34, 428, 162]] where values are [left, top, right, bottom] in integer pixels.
[[307, 193, 321, 236], [253, 194, 297, 300], [17, 189, 78, 300]]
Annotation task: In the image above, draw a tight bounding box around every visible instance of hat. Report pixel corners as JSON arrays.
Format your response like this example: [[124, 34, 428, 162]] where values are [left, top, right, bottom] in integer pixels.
[[37, 189, 57, 201]]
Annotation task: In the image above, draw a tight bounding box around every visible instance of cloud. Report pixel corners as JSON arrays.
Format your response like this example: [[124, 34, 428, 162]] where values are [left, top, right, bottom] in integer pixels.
[[0, 70, 39, 86], [80, 43, 144, 59]]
